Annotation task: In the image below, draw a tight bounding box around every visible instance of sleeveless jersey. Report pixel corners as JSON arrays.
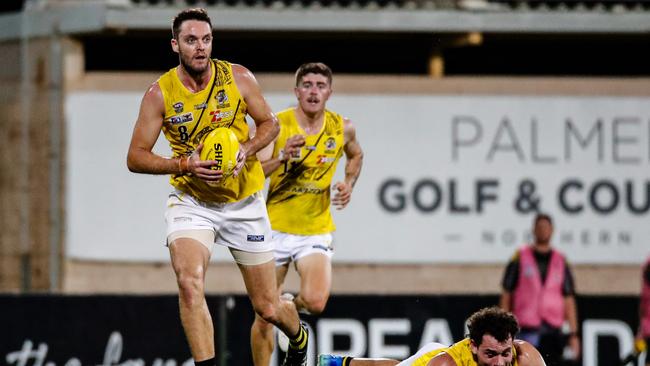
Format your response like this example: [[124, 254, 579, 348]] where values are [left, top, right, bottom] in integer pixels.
[[158, 59, 264, 203], [412, 339, 518, 366], [266, 108, 345, 235]]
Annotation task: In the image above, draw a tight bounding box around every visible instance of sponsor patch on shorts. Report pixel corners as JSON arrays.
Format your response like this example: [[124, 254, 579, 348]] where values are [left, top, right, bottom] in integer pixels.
[[312, 244, 331, 252], [247, 234, 265, 242]]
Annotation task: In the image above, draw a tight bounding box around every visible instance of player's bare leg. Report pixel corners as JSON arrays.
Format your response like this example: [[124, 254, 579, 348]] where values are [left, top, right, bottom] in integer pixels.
[[294, 253, 332, 314], [169, 238, 214, 362], [250, 263, 290, 366], [241, 259, 306, 364]]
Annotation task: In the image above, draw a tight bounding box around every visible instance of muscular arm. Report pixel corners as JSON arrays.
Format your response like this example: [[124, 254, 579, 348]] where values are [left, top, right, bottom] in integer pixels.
[[342, 118, 363, 188], [233, 64, 279, 158], [515, 340, 547, 366], [257, 140, 279, 176], [258, 134, 306, 177], [126, 83, 179, 174], [332, 118, 363, 209], [126, 82, 220, 180]]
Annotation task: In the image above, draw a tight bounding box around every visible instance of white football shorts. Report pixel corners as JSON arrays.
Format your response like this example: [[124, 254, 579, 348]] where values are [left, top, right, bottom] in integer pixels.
[[272, 230, 334, 266], [165, 189, 272, 254]]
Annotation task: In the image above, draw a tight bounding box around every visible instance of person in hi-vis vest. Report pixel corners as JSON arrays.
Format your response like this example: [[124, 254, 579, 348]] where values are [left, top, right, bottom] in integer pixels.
[[499, 213, 579, 366]]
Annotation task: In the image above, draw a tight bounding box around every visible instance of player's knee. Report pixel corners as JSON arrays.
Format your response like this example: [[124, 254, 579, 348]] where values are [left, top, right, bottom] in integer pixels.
[[301, 293, 327, 315], [252, 316, 274, 335], [253, 313, 273, 329], [176, 271, 205, 306], [254, 302, 280, 324]]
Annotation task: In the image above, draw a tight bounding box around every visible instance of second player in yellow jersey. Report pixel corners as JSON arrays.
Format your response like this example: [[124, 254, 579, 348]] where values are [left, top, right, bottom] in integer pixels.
[[266, 107, 345, 234], [250, 62, 364, 366]]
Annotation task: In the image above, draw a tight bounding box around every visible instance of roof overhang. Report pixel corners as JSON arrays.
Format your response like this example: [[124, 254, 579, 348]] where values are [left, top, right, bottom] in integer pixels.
[[1, 2, 649, 42]]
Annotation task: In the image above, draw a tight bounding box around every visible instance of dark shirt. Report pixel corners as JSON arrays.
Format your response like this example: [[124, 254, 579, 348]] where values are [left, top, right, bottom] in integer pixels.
[[501, 247, 576, 296], [644, 261, 650, 285]]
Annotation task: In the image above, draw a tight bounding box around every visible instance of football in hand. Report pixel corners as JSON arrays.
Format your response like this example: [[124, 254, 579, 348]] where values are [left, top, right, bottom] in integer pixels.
[[199, 127, 239, 177]]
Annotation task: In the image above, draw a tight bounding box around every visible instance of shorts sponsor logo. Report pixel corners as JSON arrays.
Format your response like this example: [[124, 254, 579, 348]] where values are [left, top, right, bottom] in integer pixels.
[[247, 234, 265, 242], [312, 244, 331, 252], [173, 102, 184, 113], [173, 217, 192, 223], [168, 113, 194, 125]]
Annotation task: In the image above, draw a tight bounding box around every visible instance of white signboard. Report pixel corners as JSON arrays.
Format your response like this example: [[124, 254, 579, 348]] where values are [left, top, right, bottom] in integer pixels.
[[65, 92, 650, 264]]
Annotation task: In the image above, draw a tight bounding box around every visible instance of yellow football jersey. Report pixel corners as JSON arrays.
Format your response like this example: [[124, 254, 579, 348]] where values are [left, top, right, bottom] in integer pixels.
[[158, 59, 264, 203], [412, 339, 518, 366], [266, 108, 345, 235]]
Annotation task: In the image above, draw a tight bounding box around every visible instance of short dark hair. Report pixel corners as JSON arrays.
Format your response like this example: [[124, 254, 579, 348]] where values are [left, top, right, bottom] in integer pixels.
[[295, 62, 333, 87], [467, 307, 520, 346], [534, 212, 553, 227], [172, 8, 212, 39]]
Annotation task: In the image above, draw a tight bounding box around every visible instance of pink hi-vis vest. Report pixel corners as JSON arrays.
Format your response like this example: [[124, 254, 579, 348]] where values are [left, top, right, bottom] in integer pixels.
[[513, 245, 566, 329], [641, 257, 650, 337]]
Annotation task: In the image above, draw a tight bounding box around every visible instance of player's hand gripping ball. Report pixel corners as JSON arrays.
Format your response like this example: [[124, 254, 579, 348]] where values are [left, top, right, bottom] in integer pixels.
[[200, 127, 239, 180]]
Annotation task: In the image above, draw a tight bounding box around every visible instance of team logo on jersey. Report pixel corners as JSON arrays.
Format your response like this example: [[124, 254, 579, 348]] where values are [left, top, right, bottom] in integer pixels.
[[325, 137, 336, 150], [210, 110, 234, 123], [247, 234, 265, 242], [215, 90, 230, 108], [323, 137, 337, 153], [173, 102, 184, 113], [168, 112, 194, 125], [194, 102, 207, 110]]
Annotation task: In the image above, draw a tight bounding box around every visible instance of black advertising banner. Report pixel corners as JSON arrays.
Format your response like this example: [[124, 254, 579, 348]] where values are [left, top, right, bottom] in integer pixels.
[[0, 295, 642, 366], [1, 295, 196, 365]]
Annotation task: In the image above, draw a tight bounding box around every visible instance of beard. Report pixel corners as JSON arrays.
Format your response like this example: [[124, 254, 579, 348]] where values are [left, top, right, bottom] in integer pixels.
[[179, 51, 210, 78]]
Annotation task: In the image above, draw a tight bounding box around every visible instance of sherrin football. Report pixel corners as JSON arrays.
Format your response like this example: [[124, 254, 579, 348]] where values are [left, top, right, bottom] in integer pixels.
[[199, 127, 239, 178]]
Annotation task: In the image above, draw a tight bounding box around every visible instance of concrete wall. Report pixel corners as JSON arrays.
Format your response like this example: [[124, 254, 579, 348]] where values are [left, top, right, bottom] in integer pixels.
[[0, 39, 59, 292]]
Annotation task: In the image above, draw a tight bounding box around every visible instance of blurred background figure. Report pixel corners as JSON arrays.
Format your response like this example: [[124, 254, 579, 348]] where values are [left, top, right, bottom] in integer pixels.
[[499, 213, 580, 366]]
